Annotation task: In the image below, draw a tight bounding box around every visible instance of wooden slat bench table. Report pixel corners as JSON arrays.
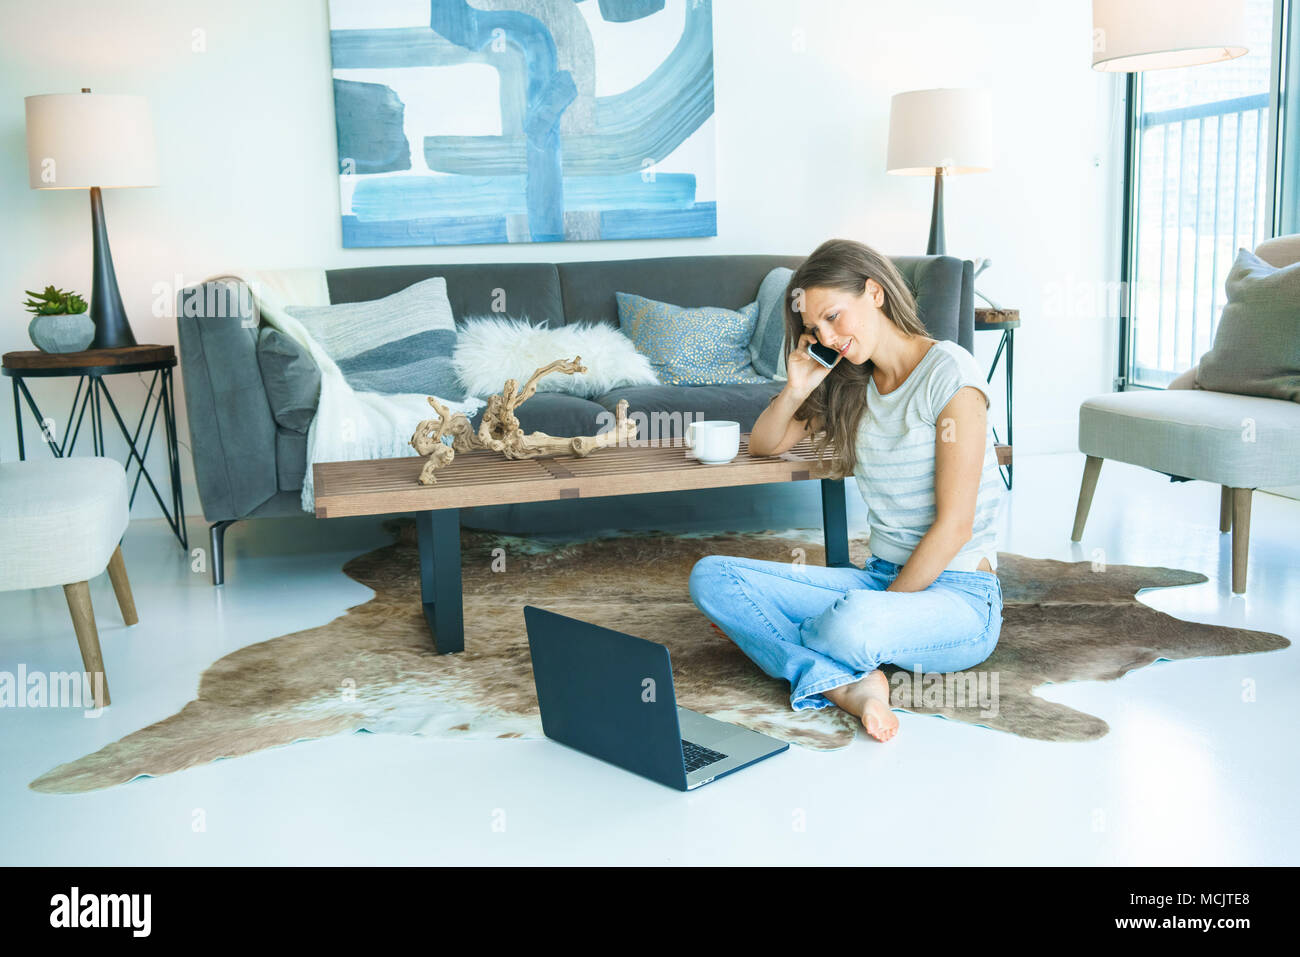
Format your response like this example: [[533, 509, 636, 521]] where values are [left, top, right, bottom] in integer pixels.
[[313, 434, 848, 654]]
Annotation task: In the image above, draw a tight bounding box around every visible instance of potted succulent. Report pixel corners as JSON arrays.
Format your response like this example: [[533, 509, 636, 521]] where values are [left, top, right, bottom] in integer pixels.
[[23, 285, 94, 353]]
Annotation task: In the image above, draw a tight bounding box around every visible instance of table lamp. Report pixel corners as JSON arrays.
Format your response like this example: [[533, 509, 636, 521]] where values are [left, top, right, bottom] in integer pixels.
[[1092, 0, 1247, 72], [24, 89, 159, 350], [886, 87, 992, 255]]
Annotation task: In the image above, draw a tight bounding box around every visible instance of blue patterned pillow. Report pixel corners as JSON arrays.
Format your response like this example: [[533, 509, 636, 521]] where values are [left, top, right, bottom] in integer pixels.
[[615, 293, 770, 386]]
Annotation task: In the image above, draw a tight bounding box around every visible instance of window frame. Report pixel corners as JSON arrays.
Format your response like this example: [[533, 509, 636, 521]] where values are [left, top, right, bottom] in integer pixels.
[[1117, 0, 1292, 392]]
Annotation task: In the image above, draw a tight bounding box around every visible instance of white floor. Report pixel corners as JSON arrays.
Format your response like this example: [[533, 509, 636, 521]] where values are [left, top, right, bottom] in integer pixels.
[[1, 451, 1297, 866]]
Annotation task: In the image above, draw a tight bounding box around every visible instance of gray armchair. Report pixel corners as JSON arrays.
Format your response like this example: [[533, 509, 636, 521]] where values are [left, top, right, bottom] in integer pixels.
[[1070, 234, 1300, 593]]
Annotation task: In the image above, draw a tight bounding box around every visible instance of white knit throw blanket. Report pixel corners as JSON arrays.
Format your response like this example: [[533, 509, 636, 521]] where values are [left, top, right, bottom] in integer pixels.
[[202, 268, 485, 512]]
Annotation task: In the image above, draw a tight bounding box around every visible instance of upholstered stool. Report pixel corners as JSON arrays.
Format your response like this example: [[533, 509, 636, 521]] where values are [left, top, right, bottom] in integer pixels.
[[0, 457, 138, 707]]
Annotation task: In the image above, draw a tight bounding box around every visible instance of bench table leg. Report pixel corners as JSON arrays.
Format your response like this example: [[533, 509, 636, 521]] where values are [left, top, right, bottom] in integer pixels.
[[821, 478, 853, 568], [417, 507, 464, 654]]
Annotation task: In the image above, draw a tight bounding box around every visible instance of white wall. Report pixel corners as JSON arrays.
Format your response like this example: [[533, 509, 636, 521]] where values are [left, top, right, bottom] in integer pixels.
[[0, 0, 1125, 523]]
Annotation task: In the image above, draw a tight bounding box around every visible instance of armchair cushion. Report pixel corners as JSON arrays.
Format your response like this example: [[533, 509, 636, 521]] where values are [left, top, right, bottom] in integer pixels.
[[1196, 249, 1300, 402], [1079, 389, 1300, 488]]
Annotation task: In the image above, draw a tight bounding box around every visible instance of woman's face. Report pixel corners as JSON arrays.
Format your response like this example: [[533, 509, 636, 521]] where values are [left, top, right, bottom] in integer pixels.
[[798, 281, 886, 365]]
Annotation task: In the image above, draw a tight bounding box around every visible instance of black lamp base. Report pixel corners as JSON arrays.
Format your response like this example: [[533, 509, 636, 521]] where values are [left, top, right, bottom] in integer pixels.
[[926, 168, 946, 256], [89, 186, 137, 350]]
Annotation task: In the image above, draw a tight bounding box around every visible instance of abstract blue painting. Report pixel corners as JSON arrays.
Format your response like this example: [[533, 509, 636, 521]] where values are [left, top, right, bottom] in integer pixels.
[[327, 0, 717, 247]]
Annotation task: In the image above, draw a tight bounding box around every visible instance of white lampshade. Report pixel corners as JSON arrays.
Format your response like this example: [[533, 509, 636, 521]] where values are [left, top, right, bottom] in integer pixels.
[[1092, 0, 1248, 72], [886, 88, 992, 176], [25, 92, 159, 189]]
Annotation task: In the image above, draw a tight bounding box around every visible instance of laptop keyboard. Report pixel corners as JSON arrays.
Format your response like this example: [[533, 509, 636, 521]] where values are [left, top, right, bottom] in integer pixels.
[[681, 739, 728, 774]]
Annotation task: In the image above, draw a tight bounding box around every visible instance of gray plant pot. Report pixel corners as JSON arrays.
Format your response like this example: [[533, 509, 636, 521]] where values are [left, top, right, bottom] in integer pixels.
[[28, 313, 96, 353]]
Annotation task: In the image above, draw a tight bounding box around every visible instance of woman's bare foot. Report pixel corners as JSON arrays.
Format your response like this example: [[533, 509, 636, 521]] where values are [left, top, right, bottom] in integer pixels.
[[708, 622, 728, 640], [825, 669, 899, 742], [859, 670, 899, 741]]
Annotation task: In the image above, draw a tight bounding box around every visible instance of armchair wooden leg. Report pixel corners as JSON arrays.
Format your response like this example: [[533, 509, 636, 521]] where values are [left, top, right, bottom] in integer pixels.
[[106, 545, 138, 626], [63, 581, 111, 708], [1071, 455, 1104, 542], [1219, 486, 1232, 533], [1230, 488, 1252, 594]]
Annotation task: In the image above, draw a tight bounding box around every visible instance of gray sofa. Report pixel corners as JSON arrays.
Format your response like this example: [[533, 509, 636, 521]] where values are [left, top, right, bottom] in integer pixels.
[[177, 253, 974, 583]]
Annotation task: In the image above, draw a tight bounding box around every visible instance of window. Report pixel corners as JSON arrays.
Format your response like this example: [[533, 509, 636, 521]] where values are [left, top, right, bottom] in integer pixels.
[[1122, 0, 1285, 388]]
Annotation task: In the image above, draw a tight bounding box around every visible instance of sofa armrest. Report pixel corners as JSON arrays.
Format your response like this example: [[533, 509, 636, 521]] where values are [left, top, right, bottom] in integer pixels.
[[176, 281, 280, 522], [889, 255, 974, 351]]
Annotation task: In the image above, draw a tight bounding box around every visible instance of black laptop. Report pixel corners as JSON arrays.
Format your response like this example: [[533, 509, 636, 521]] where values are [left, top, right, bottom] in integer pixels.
[[524, 605, 788, 791]]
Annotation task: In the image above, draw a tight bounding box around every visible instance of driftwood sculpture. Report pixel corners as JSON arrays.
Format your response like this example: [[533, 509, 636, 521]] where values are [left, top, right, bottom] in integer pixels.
[[410, 357, 638, 485]]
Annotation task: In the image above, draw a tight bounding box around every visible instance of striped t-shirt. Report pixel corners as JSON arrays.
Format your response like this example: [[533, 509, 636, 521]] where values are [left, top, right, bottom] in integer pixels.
[[852, 339, 1005, 573]]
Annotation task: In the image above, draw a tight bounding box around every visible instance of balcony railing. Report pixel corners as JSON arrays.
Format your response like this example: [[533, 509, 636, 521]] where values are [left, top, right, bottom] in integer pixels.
[[1130, 93, 1270, 388]]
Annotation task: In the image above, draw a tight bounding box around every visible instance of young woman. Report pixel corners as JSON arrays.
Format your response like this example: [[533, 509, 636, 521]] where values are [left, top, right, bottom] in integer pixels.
[[688, 238, 1005, 742]]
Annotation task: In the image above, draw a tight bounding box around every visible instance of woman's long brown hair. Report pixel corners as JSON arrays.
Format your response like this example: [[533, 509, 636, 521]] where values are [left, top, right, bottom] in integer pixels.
[[784, 238, 930, 478]]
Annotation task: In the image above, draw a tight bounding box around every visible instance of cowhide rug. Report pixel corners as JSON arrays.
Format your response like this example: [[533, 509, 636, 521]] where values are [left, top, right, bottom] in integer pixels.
[[30, 522, 1290, 793]]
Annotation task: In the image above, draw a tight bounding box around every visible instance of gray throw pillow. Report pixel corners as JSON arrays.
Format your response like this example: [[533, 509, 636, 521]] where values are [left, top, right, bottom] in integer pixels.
[[1197, 249, 1300, 402], [284, 277, 469, 400], [748, 266, 794, 380], [256, 327, 321, 433]]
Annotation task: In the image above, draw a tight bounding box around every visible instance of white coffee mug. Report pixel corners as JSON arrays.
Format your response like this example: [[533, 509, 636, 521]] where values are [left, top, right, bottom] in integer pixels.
[[686, 420, 741, 465]]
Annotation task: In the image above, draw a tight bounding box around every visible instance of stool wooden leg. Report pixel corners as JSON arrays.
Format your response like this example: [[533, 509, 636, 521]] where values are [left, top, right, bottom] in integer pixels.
[[1071, 455, 1104, 542], [106, 545, 138, 626], [63, 581, 111, 708], [1231, 488, 1252, 594], [1219, 486, 1232, 533]]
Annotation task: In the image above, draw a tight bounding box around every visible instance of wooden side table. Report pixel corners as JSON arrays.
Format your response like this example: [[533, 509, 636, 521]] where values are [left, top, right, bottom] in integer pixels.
[[2, 345, 188, 549], [975, 307, 1019, 489]]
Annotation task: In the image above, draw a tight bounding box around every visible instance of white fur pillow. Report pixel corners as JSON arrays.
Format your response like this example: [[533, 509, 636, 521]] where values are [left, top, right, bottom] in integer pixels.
[[452, 316, 660, 398]]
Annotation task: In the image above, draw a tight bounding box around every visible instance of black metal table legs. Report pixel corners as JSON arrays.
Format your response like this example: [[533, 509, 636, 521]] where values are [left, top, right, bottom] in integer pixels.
[[821, 478, 853, 568], [413, 485, 853, 655], [417, 508, 465, 654], [11, 369, 188, 549], [984, 328, 1015, 490]]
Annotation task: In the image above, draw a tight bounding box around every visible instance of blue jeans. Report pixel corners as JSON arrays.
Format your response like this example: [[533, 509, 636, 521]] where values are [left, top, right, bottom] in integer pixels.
[[688, 554, 1003, 711]]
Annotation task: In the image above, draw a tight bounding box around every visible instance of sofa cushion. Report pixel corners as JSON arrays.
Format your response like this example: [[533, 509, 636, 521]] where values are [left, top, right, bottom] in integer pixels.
[[557, 255, 805, 329], [591, 382, 784, 438], [748, 266, 794, 380], [616, 293, 769, 386], [327, 262, 565, 329], [1196, 249, 1300, 402], [285, 277, 469, 400], [555, 253, 972, 350], [468, 391, 610, 438], [274, 427, 308, 492], [256, 326, 321, 433], [892, 256, 970, 350]]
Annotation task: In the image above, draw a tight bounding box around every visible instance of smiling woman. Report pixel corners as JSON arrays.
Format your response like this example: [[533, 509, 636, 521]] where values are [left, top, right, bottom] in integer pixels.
[[689, 238, 1006, 743]]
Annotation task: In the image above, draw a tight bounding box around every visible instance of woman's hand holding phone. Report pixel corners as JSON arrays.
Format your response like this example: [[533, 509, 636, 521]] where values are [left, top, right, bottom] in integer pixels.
[[785, 332, 841, 401]]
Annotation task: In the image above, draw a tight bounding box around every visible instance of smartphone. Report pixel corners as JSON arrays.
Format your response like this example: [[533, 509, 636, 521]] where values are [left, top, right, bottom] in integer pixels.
[[807, 340, 843, 370]]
